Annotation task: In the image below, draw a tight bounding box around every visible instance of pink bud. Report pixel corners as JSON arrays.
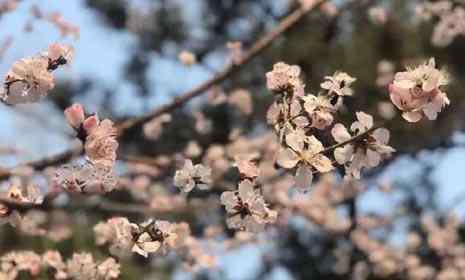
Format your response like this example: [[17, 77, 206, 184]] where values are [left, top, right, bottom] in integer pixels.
[[82, 115, 99, 134], [64, 103, 85, 129], [48, 43, 63, 61]]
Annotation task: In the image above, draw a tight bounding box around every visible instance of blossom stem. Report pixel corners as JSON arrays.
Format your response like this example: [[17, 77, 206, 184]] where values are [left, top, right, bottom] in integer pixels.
[[321, 123, 385, 155]]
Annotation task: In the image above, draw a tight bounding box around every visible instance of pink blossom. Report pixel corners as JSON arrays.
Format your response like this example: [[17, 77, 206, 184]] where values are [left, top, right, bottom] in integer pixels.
[[221, 179, 277, 232], [1, 44, 73, 105], [85, 119, 118, 167], [331, 112, 395, 179], [174, 159, 212, 192], [277, 134, 333, 188], [178, 50, 197, 66], [64, 103, 85, 129], [302, 94, 337, 129], [266, 62, 304, 95], [320, 72, 356, 97], [389, 58, 449, 122]]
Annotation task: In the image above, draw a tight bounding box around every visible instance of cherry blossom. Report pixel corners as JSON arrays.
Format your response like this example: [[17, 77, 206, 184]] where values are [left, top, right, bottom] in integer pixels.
[[46, 12, 80, 39], [0, 251, 42, 279], [174, 159, 212, 192], [320, 71, 356, 97], [368, 6, 388, 25], [64, 103, 85, 130], [294, 177, 353, 233], [0, 0, 17, 15], [432, 7, 465, 47], [61, 105, 119, 193], [234, 154, 260, 179], [67, 253, 119, 280], [143, 113, 172, 140], [94, 217, 138, 257], [266, 62, 304, 95], [1, 44, 73, 105], [178, 50, 197, 66], [302, 94, 337, 130], [277, 134, 333, 188], [132, 220, 190, 257], [55, 163, 118, 193], [376, 60, 395, 87], [94, 217, 190, 258], [389, 58, 449, 122], [221, 179, 277, 232], [0, 250, 120, 280], [0, 183, 42, 226], [184, 140, 202, 158], [331, 112, 395, 179], [228, 89, 253, 116], [84, 119, 118, 167]]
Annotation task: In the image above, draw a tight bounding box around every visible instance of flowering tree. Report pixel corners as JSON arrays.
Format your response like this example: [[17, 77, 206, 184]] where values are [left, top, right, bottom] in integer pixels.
[[0, 0, 465, 279]]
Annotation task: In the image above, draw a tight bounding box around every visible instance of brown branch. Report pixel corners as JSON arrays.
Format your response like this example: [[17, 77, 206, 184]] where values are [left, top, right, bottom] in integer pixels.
[[321, 124, 384, 155], [0, 144, 83, 181], [116, 1, 326, 133], [0, 195, 218, 216], [0, 1, 326, 181]]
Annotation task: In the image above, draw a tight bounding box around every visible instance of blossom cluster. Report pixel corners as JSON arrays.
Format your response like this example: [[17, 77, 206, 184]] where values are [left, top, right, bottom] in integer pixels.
[[0, 181, 43, 226], [348, 214, 465, 279], [94, 217, 190, 258], [221, 179, 277, 232], [29, 6, 80, 39], [1, 43, 73, 105], [0, 0, 16, 16], [331, 112, 395, 179], [388, 58, 449, 122], [174, 159, 212, 192], [266, 62, 394, 187], [416, 1, 465, 47], [55, 103, 119, 193], [0, 250, 119, 280]]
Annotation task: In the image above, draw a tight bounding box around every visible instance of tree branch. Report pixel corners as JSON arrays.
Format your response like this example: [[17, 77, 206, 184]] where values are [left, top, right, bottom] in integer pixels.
[[0, 1, 327, 181]]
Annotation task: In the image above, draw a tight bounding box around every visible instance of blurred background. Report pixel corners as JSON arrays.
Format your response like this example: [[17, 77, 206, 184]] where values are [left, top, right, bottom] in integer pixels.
[[1, 0, 465, 279]]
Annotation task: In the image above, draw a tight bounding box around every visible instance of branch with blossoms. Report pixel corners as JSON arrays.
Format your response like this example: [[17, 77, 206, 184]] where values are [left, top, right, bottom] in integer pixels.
[[264, 57, 449, 190], [0, 0, 328, 181], [0, 1, 460, 279]]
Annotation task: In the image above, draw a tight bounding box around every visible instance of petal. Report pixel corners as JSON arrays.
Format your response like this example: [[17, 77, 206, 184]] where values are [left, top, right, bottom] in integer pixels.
[[226, 215, 244, 230], [366, 149, 381, 168], [307, 135, 325, 153], [286, 130, 305, 152], [334, 145, 354, 164], [331, 123, 351, 143], [266, 102, 281, 124], [140, 241, 161, 253], [402, 111, 423, 122], [290, 98, 302, 117], [220, 191, 238, 212], [243, 215, 265, 233], [132, 245, 148, 258], [294, 164, 313, 190], [357, 112, 373, 129], [293, 116, 309, 127], [311, 154, 334, 173], [371, 128, 390, 145], [238, 180, 255, 202], [302, 95, 318, 113], [277, 148, 300, 169]]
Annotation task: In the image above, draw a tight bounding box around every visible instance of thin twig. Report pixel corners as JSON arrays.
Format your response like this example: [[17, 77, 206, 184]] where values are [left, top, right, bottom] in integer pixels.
[[321, 124, 383, 155], [0, 1, 327, 181]]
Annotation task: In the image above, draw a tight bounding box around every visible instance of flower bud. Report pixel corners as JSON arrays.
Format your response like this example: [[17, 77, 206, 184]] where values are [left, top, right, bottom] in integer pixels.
[[64, 103, 85, 129]]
